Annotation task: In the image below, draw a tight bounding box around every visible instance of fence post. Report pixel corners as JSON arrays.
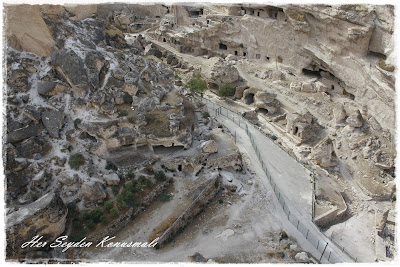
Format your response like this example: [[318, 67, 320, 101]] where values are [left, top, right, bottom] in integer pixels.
[[320, 243, 329, 262], [328, 251, 331, 261], [297, 220, 300, 229], [306, 229, 309, 239]]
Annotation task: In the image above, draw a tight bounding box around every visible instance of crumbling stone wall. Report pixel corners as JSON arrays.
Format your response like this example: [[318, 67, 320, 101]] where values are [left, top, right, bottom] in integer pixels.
[[156, 176, 221, 247], [86, 178, 173, 244], [314, 192, 347, 228], [206, 151, 242, 170]]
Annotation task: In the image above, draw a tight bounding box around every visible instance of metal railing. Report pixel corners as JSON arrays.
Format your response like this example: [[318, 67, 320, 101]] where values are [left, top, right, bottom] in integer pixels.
[[199, 97, 357, 263]]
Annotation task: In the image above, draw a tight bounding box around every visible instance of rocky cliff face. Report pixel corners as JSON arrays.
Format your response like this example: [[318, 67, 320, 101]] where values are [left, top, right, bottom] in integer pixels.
[[4, 4, 197, 259], [157, 4, 394, 135], [6, 193, 68, 258]]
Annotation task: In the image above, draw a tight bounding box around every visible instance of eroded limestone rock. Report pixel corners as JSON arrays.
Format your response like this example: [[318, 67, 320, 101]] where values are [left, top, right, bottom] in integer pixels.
[[103, 173, 120, 186], [6, 192, 67, 258], [346, 110, 363, 128], [254, 91, 281, 115], [333, 103, 347, 125], [41, 109, 65, 138], [81, 180, 107, 201], [309, 138, 338, 167], [286, 111, 314, 142], [295, 252, 310, 263], [199, 140, 218, 154]]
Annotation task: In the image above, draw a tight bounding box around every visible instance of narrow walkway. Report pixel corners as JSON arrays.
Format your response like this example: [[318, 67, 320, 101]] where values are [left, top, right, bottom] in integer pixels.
[[203, 99, 354, 263], [194, 108, 205, 129]]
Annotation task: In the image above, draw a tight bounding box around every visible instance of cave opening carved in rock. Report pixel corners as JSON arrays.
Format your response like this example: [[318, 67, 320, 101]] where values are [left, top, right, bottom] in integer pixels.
[[244, 93, 255, 104]]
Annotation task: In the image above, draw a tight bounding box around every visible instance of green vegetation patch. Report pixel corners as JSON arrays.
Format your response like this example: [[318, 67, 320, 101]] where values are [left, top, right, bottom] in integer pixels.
[[154, 170, 166, 181], [186, 73, 207, 97], [218, 83, 236, 97], [159, 193, 173, 202], [68, 153, 85, 170], [122, 92, 133, 104]]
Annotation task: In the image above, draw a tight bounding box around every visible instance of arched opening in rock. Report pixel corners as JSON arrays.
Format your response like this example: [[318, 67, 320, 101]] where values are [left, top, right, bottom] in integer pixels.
[[265, 56, 270, 61], [178, 165, 182, 172], [208, 82, 219, 91], [302, 68, 321, 78], [243, 51, 247, 57], [219, 43, 228, 50], [163, 37, 166, 42], [331, 85, 335, 90], [235, 51, 238, 56], [244, 93, 255, 104], [367, 51, 387, 60], [189, 9, 203, 18], [258, 108, 269, 115]]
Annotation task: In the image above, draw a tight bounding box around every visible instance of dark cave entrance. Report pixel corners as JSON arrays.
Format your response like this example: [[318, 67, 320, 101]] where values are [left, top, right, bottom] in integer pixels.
[[258, 108, 269, 115], [244, 93, 255, 104], [293, 126, 299, 136], [219, 43, 228, 50], [302, 68, 321, 78]]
